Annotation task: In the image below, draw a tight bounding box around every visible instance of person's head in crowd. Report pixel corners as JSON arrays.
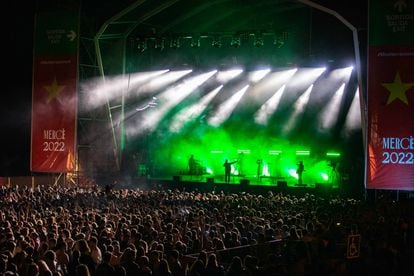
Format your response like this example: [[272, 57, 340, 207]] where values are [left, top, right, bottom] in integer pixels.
[[136, 245, 145, 258], [75, 233, 86, 242], [173, 241, 183, 255], [231, 231, 240, 244], [172, 227, 180, 239], [166, 249, 180, 264], [55, 241, 67, 254], [158, 258, 171, 275], [306, 221, 315, 233], [227, 255, 244, 274], [75, 263, 90, 276], [149, 241, 159, 252], [122, 228, 131, 242], [19, 227, 30, 238], [5, 262, 18, 275], [4, 240, 16, 255], [29, 231, 39, 244], [101, 251, 112, 264], [129, 227, 138, 240], [88, 236, 98, 250], [156, 243, 164, 253], [42, 250, 57, 272], [76, 239, 90, 255], [119, 247, 136, 264], [212, 237, 225, 250], [47, 237, 57, 251], [165, 223, 174, 233], [72, 249, 81, 264], [189, 259, 204, 275], [149, 250, 161, 265], [105, 244, 113, 254], [240, 237, 248, 246], [137, 255, 151, 272], [203, 239, 213, 251], [165, 233, 174, 246], [36, 259, 52, 276], [206, 253, 219, 268], [111, 240, 122, 256], [158, 231, 166, 241], [24, 245, 35, 259], [26, 262, 40, 276], [138, 240, 148, 254], [264, 227, 275, 241]]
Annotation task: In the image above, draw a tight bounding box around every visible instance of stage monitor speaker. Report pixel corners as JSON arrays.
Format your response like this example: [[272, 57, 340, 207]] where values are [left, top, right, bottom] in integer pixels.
[[240, 179, 250, 186], [206, 177, 214, 184], [173, 176, 181, 182], [277, 181, 287, 189]]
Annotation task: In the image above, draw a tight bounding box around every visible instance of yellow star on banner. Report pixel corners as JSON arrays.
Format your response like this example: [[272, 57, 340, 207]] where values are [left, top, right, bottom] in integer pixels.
[[44, 77, 65, 103], [382, 71, 414, 105]]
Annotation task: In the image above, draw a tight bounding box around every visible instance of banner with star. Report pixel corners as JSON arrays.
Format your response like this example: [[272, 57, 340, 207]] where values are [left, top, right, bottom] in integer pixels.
[[31, 11, 79, 172], [367, 0, 414, 190]]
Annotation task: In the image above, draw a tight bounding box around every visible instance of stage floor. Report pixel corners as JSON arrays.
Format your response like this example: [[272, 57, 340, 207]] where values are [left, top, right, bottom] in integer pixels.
[[119, 174, 339, 196], [146, 173, 337, 188]]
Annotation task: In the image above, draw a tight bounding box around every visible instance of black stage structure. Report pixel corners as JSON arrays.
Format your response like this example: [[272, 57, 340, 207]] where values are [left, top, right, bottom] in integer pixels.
[[55, 0, 368, 197]]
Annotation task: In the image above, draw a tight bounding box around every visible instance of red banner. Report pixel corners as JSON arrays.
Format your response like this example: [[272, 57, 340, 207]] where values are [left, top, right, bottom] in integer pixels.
[[31, 56, 77, 172], [366, 46, 414, 190], [367, 0, 414, 190], [31, 11, 79, 173]]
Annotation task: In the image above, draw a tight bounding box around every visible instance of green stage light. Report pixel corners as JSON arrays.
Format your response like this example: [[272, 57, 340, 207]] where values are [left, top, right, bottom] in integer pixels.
[[262, 163, 270, 176], [120, 66, 358, 188], [288, 169, 299, 179], [296, 150, 310, 156], [321, 172, 329, 181]]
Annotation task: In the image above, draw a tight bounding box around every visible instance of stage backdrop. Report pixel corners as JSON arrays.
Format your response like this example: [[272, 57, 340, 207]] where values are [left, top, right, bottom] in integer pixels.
[[367, 0, 414, 190], [31, 11, 79, 172]]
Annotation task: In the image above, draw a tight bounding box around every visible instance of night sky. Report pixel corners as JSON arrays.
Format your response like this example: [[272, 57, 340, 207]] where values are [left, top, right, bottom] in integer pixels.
[[2, 2, 36, 175]]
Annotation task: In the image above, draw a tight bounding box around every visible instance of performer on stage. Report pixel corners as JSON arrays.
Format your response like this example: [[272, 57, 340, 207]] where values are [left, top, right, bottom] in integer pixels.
[[223, 159, 238, 184], [296, 161, 305, 185], [188, 154, 197, 175]]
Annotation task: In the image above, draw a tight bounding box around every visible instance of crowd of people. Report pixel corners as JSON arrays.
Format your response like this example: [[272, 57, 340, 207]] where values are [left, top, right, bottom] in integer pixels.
[[0, 183, 413, 275]]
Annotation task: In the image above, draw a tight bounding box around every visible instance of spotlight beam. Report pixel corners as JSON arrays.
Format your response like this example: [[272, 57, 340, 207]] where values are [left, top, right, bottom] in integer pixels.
[[83, 70, 168, 109], [170, 85, 223, 132], [343, 87, 361, 134], [128, 70, 217, 136], [319, 83, 345, 130], [255, 85, 286, 125], [208, 85, 249, 127], [283, 84, 314, 134]]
